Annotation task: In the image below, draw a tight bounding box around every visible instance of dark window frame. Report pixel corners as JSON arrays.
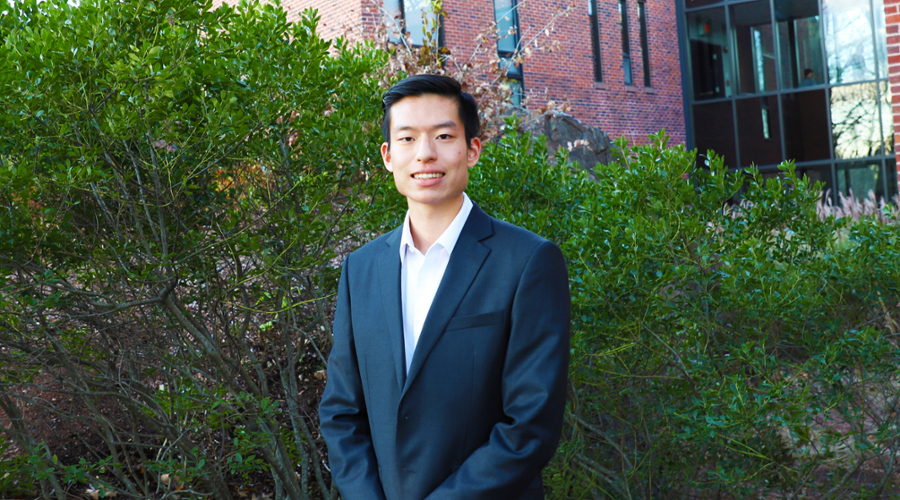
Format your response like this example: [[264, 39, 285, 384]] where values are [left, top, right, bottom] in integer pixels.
[[619, 0, 634, 86], [679, 0, 898, 203], [589, 0, 603, 82], [638, 0, 651, 87], [494, 0, 524, 105]]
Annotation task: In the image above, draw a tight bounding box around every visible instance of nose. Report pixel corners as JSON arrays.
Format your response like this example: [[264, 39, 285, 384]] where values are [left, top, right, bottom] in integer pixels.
[[415, 137, 437, 163]]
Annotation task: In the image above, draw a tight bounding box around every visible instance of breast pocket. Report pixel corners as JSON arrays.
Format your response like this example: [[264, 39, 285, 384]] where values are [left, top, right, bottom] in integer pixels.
[[445, 309, 507, 331]]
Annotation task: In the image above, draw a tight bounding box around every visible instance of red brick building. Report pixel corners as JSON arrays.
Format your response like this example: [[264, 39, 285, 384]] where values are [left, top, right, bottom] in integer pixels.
[[441, 0, 686, 145], [216, 0, 900, 199], [215, 0, 687, 146]]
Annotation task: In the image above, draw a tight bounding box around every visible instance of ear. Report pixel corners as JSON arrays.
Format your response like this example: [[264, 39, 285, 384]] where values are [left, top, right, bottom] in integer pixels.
[[466, 137, 482, 168], [380, 142, 393, 172]]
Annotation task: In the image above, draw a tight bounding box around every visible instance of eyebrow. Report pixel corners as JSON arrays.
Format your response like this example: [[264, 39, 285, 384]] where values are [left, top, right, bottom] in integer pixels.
[[393, 120, 459, 133]]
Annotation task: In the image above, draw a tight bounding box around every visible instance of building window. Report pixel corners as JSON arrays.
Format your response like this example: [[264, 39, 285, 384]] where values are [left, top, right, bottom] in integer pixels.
[[682, 0, 896, 202], [638, 1, 651, 87], [619, 0, 633, 86], [589, 0, 603, 82], [494, 0, 523, 105], [687, 7, 732, 100], [384, 0, 439, 47]]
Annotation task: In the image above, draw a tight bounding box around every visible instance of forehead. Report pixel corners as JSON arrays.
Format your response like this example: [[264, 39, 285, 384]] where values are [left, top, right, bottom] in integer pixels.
[[389, 94, 462, 131]]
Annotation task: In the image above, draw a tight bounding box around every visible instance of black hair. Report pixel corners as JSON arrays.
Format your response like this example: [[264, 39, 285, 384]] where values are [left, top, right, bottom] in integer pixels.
[[804, 68, 815, 77], [381, 74, 480, 148]]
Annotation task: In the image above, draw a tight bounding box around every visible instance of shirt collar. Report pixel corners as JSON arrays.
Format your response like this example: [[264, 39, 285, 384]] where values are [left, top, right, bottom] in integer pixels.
[[399, 193, 473, 263]]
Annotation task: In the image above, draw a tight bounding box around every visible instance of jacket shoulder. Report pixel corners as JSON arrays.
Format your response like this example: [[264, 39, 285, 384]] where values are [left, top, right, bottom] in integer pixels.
[[486, 215, 555, 250], [343, 227, 399, 263]]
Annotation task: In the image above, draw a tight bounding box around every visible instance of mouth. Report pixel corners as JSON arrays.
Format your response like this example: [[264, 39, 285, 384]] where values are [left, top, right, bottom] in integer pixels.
[[412, 172, 444, 179]]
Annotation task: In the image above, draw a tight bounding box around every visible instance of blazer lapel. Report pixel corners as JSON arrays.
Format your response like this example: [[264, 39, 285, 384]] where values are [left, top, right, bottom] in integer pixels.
[[378, 228, 407, 392], [402, 204, 493, 396]]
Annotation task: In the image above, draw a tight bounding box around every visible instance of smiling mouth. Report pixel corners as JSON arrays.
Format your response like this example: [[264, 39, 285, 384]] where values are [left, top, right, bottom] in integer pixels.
[[412, 173, 444, 179]]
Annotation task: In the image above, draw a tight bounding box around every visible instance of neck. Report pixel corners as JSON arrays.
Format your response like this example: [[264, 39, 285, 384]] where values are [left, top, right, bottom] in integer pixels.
[[408, 195, 464, 254]]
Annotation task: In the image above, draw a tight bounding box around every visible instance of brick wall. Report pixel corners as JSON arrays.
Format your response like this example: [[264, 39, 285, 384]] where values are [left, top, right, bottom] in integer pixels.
[[212, 0, 368, 41], [214, 0, 687, 146], [444, 0, 685, 145], [885, 0, 900, 195]]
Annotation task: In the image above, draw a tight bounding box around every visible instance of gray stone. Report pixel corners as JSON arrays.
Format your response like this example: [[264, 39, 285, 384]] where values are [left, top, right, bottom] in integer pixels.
[[515, 110, 612, 175]]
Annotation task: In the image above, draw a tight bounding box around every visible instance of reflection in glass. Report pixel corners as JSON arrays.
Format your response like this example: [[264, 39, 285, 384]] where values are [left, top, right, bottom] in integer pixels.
[[781, 90, 831, 162], [875, 0, 888, 79], [831, 83, 883, 159], [494, 0, 519, 55], [383, 0, 402, 42], [823, 0, 876, 84], [796, 164, 834, 198], [880, 82, 894, 154], [403, 0, 440, 46], [499, 77, 523, 107], [687, 8, 731, 100], [693, 101, 736, 168], [775, 0, 824, 89], [620, 0, 633, 86], [836, 160, 885, 200], [732, 1, 777, 94], [736, 96, 782, 167]]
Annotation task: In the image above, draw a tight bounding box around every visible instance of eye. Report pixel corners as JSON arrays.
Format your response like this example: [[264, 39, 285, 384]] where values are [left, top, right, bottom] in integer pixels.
[[436, 134, 451, 140], [397, 136, 414, 142]]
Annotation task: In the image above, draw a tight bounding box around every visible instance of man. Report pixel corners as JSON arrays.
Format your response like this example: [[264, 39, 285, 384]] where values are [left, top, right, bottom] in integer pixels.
[[800, 68, 817, 87], [319, 74, 570, 500]]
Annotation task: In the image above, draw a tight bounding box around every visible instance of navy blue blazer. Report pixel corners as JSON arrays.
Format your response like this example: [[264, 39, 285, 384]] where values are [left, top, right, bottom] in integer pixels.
[[319, 203, 570, 500]]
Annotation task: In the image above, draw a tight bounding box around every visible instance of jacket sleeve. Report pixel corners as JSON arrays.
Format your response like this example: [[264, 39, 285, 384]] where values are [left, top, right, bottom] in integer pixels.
[[425, 240, 571, 500], [318, 256, 387, 500]]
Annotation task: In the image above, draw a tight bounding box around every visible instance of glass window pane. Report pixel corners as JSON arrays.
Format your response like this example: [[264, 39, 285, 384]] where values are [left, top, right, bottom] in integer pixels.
[[620, 0, 633, 86], [589, 0, 603, 82], [499, 56, 522, 80], [732, 1, 777, 94], [687, 8, 731, 100], [831, 83, 884, 159], [836, 160, 886, 200], [384, 0, 401, 19], [881, 82, 894, 154], [404, 0, 439, 47], [383, 0, 403, 42], [500, 79, 523, 107], [823, 0, 876, 84], [796, 163, 834, 198], [775, 0, 824, 89], [693, 101, 736, 168], [736, 96, 782, 167], [494, 0, 519, 55], [875, 0, 888, 79], [782, 89, 831, 162], [639, 1, 651, 87]]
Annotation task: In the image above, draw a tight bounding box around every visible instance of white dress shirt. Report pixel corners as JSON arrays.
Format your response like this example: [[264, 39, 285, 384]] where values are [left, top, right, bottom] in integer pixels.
[[399, 193, 473, 373]]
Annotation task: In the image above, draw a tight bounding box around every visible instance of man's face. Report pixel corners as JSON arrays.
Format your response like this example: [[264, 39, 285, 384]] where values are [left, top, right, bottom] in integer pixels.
[[380, 94, 481, 213]]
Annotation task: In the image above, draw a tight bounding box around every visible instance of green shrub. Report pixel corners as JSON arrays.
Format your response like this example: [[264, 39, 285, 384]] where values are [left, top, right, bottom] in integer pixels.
[[470, 128, 900, 498], [1, 0, 898, 497], [0, 0, 386, 498]]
